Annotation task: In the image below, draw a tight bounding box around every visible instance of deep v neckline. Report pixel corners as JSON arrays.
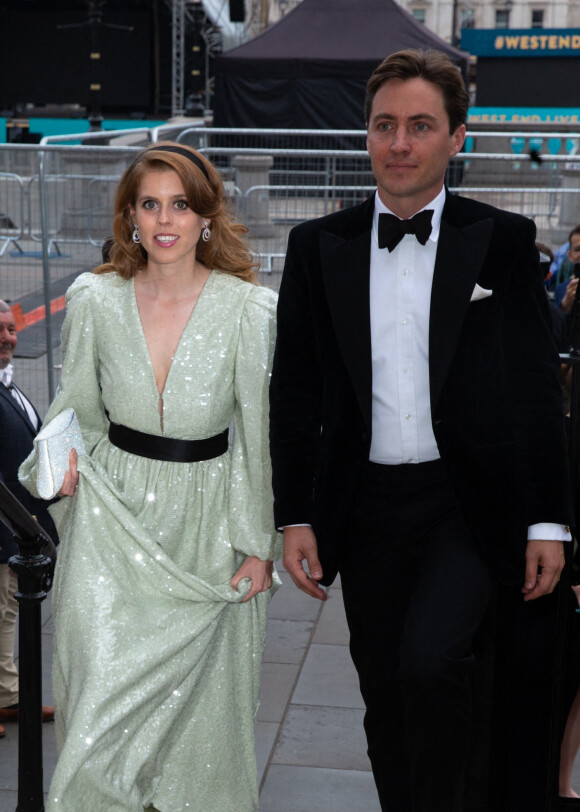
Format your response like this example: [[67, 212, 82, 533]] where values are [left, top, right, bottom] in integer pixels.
[[132, 270, 214, 403]]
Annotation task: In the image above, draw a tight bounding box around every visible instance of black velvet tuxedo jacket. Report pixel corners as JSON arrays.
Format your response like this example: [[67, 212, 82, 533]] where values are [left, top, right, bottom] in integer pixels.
[[269, 192, 573, 586], [0, 381, 56, 563]]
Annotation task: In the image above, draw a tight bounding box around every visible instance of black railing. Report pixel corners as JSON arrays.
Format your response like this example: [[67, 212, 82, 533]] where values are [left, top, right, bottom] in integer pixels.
[[0, 481, 56, 812]]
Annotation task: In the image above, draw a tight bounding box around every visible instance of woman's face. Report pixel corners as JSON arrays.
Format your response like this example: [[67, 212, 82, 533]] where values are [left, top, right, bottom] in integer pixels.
[[129, 168, 208, 270]]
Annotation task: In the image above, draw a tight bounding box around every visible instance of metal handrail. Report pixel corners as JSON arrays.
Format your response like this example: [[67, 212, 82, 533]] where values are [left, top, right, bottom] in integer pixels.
[[0, 482, 56, 812]]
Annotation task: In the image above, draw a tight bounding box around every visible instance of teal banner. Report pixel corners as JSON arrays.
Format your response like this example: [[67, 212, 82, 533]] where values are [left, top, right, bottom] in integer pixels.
[[462, 28, 580, 57], [0, 118, 166, 144], [468, 107, 580, 124]]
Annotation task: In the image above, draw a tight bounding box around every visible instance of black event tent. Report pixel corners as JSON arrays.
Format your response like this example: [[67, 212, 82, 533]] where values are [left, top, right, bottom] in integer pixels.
[[212, 0, 469, 129]]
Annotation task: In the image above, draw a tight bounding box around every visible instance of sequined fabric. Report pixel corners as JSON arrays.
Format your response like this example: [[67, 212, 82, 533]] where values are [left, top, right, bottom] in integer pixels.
[[19, 270, 282, 812]]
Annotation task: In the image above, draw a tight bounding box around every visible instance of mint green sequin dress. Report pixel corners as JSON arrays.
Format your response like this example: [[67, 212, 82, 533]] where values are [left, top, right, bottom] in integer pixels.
[[19, 270, 282, 812]]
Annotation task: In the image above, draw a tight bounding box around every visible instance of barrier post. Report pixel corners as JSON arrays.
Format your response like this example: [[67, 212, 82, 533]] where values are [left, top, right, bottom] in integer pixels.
[[0, 482, 56, 812]]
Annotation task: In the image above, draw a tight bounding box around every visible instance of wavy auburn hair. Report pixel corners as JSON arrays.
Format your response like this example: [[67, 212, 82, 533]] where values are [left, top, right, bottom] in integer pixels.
[[95, 142, 259, 283]]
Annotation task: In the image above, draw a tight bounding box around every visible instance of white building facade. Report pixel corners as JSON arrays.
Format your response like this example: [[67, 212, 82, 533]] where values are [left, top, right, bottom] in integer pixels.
[[265, 0, 579, 45], [402, 0, 578, 45]]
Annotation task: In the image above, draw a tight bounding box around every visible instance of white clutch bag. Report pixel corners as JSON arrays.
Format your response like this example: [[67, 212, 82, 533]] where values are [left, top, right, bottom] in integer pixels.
[[34, 408, 86, 499]]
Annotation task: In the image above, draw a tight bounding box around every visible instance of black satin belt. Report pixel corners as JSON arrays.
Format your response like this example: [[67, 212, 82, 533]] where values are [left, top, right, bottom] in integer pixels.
[[108, 422, 229, 463]]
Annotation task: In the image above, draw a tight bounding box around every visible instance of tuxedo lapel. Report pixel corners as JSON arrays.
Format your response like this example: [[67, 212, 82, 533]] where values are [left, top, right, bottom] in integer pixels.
[[320, 223, 373, 431], [0, 381, 37, 434], [317, 196, 494, 429], [429, 212, 494, 410]]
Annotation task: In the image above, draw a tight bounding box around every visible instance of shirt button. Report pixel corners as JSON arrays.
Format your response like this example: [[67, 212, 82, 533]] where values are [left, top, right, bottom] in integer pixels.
[[401, 319, 407, 324], [405, 413, 412, 420], [407, 458, 414, 463]]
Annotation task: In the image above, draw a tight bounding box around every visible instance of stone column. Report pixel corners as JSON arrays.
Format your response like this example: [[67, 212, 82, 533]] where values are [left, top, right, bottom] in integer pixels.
[[233, 154, 275, 238]]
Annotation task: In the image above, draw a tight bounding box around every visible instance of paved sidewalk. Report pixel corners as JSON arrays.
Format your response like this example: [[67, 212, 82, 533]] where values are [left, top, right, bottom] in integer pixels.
[[0, 564, 382, 812], [258, 568, 380, 811]]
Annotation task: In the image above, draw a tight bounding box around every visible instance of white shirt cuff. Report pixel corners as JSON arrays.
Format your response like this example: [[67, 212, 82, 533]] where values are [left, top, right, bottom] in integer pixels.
[[527, 522, 571, 541]]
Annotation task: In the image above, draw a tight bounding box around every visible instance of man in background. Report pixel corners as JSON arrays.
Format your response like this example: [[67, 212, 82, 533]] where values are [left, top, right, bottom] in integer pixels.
[[0, 299, 56, 737], [555, 225, 580, 313]]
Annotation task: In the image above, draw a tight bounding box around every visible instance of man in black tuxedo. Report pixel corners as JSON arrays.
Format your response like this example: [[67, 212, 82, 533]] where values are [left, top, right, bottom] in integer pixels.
[[0, 299, 56, 737], [269, 50, 573, 811]]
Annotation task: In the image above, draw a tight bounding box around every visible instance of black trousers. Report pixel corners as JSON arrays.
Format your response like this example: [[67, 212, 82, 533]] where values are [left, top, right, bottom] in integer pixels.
[[339, 460, 495, 812]]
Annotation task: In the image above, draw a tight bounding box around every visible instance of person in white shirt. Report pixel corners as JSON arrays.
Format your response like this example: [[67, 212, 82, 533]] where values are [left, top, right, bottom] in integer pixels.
[[269, 50, 572, 812]]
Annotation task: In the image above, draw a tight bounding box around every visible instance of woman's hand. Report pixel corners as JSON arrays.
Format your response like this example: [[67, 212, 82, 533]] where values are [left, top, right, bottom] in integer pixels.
[[58, 449, 79, 497], [230, 555, 273, 603]]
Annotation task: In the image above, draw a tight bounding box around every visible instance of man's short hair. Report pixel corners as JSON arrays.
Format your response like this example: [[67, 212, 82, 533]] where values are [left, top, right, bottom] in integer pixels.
[[365, 49, 469, 135], [568, 225, 580, 244]]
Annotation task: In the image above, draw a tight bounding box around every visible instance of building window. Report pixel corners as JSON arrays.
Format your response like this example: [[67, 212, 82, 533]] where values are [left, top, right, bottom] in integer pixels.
[[531, 9, 544, 27], [495, 8, 510, 27], [460, 8, 475, 29], [411, 8, 427, 24]]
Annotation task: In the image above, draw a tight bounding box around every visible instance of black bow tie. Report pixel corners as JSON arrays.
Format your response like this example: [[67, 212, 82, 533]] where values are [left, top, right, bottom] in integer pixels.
[[378, 210, 434, 252]]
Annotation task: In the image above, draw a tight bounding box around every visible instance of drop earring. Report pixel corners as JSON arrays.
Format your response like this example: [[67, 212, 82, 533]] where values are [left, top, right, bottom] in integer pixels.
[[132, 224, 141, 244], [202, 222, 211, 243]]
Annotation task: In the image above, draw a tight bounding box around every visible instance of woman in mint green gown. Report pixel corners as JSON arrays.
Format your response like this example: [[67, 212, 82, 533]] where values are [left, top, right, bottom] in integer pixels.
[[19, 143, 281, 812]]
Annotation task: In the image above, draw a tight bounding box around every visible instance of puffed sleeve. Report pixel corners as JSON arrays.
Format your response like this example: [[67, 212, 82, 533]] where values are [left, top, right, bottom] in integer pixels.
[[18, 272, 108, 498], [228, 285, 282, 561]]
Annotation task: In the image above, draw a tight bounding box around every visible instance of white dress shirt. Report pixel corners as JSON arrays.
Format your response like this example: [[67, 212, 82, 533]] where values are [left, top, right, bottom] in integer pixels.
[[368, 188, 569, 542], [1, 363, 14, 389], [369, 188, 444, 464]]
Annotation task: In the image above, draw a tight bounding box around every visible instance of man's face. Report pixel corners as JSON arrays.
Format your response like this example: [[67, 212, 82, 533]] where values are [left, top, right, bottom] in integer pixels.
[[568, 233, 580, 268], [0, 310, 17, 369], [366, 77, 466, 219]]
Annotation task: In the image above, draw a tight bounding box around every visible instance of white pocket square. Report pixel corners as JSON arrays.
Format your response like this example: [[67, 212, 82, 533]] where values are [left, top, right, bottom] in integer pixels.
[[470, 284, 493, 302]]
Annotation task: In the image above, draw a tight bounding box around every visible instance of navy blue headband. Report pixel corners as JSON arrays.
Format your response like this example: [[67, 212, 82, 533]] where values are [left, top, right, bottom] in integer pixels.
[[132, 145, 210, 180]]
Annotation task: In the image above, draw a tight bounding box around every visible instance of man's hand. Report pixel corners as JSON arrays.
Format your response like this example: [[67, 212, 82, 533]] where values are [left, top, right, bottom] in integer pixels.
[[521, 538, 564, 601], [561, 277, 578, 314], [283, 526, 327, 601]]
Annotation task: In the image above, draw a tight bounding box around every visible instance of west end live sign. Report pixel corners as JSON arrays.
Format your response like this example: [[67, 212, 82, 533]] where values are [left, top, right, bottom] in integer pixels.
[[462, 28, 580, 124], [493, 31, 580, 52], [462, 28, 580, 56]]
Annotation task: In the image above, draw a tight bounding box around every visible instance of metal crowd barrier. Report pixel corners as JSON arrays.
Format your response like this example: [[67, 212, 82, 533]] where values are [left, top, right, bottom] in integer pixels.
[[0, 173, 25, 257], [0, 127, 580, 410]]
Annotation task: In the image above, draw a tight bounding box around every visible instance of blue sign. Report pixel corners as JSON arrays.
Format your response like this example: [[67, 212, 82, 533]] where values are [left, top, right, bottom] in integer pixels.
[[468, 107, 580, 124], [462, 28, 580, 57]]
